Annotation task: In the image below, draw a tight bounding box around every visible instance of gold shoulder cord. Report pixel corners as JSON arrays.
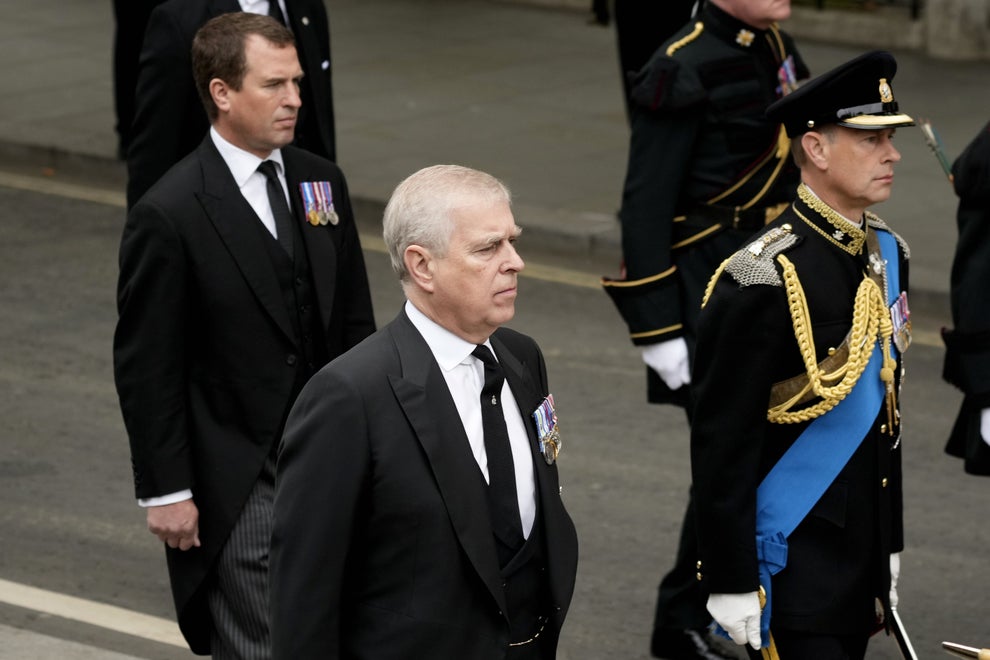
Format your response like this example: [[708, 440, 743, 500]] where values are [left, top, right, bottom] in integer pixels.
[[666, 22, 704, 56], [767, 254, 896, 424]]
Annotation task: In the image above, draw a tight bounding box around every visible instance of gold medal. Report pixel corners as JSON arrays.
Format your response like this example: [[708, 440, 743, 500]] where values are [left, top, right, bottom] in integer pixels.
[[307, 209, 320, 226]]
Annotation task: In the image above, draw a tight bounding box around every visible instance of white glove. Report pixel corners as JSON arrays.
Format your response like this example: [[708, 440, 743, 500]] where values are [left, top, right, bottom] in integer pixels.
[[707, 591, 762, 650], [889, 552, 900, 610], [980, 408, 990, 447], [641, 338, 691, 390]]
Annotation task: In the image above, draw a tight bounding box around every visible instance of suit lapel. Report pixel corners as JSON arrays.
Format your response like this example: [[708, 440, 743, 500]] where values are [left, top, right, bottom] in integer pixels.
[[194, 138, 295, 343], [386, 312, 508, 616], [282, 152, 337, 333]]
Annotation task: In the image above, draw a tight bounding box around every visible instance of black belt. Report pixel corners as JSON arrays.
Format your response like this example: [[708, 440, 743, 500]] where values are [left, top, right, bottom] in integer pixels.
[[688, 203, 788, 230]]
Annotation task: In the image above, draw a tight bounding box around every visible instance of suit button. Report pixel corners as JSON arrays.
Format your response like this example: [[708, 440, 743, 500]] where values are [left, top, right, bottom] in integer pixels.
[[880, 423, 888, 433], [881, 477, 888, 488], [286, 354, 297, 366]]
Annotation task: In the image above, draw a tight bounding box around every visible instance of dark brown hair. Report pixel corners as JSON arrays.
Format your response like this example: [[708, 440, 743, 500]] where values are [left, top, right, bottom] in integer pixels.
[[192, 12, 295, 121]]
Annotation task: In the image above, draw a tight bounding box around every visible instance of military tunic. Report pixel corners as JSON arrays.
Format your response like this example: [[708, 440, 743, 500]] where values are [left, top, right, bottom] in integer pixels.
[[691, 186, 906, 635], [943, 120, 990, 475], [603, 2, 808, 405]]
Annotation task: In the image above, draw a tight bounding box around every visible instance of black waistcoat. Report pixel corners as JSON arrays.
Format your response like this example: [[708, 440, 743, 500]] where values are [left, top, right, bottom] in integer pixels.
[[255, 217, 328, 401]]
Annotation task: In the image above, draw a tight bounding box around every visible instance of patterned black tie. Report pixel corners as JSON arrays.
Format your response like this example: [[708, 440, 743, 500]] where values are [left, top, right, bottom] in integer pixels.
[[472, 345, 524, 550], [267, 0, 287, 25], [257, 160, 294, 259]]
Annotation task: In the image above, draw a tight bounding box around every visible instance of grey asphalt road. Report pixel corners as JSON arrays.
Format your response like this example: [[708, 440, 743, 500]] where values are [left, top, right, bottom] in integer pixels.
[[0, 176, 987, 659]]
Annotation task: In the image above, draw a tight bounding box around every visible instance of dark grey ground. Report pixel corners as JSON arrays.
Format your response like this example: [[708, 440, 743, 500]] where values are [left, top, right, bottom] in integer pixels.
[[2, 0, 990, 657]]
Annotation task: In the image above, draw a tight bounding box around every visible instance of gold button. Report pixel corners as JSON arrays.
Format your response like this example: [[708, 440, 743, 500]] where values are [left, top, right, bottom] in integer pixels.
[[882, 477, 889, 488], [696, 560, 702, 569], [696, 572, 703, 581], [880, 424, 887, 433]]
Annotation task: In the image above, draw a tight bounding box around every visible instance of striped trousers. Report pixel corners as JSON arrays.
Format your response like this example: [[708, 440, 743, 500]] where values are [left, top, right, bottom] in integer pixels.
[[207, 457, 275, 660]]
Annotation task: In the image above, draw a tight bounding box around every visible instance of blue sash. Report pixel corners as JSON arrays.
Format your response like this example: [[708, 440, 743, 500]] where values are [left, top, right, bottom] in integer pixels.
[[751, 229, 900, 647]]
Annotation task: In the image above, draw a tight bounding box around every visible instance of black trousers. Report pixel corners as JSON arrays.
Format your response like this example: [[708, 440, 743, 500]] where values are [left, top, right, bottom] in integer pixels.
[[744, 630, 869, 660]]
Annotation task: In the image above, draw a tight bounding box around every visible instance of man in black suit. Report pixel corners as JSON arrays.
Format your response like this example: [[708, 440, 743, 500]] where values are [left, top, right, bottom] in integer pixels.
[[126, 0, 337, 209], [270, 164, 579, 659], [113, 13, 374, 656]]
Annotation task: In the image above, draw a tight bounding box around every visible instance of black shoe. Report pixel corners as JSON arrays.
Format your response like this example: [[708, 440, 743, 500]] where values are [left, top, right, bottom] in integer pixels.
[[651, 628, 740, 660]]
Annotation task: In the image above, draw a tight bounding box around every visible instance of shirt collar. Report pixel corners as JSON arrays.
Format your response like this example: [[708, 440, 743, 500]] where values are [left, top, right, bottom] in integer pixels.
[[210, 127, 285, 189], [405, 301, 489, 372]]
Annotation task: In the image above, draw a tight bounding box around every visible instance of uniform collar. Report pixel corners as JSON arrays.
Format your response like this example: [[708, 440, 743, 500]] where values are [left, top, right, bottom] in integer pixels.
[[702, 3, 773, 50], [793, 183, 866, 255]]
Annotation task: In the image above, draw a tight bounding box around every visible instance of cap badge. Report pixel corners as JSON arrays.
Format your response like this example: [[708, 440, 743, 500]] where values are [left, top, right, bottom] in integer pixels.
[[736, 29, 755, 47], [878, 78, 893, 103]]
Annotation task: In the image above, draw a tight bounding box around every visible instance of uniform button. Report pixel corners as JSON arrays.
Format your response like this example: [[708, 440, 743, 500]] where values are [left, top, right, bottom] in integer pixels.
[[286, 354, 297, 366], [696, 572, 703, 581], [880, 423, 888, 433], [881, 477, 889, 488]]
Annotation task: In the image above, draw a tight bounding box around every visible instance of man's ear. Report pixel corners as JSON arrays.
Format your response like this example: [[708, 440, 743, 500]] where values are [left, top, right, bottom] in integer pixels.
[[404, 245, 435, 293], [801, 131, 830, 171], [210, 78, 231, 114]]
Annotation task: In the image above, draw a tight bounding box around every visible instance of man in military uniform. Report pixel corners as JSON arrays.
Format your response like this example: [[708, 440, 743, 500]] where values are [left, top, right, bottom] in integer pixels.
[[601, 0, 807, 657], [691, 51, 913, 659]]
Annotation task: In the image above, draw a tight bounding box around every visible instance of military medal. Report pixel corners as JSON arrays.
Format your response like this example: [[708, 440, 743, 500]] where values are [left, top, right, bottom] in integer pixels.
[[299, 182, 321, 226], [317, 181, 339, 225], [299, 181, 339, 226], [532, 394, 561, 465], [777, 55, 798, 96], [890, 291, 912, 353]]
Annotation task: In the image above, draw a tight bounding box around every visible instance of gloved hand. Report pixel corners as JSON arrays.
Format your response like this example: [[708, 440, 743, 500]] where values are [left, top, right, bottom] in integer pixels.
[[980, 408, 990, 447], [707, 591, 762, 650], [889, 552, 900, 609], [642, 338, 691, 390]]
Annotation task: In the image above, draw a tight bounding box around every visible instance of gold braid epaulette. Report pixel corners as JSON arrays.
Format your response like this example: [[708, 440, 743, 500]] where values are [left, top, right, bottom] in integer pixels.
[[767, 254, 896, 424], [666, 22, 704, 56]]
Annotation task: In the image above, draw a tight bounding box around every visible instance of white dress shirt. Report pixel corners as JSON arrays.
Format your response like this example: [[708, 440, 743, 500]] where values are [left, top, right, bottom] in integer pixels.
[[239, 0, 289, 23], [405, 301, 537, 538]]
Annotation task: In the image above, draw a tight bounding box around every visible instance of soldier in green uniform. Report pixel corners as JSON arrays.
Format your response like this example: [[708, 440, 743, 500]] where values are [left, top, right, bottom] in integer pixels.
[[601, 1, 806, 657], [692, 51, 913, 659]]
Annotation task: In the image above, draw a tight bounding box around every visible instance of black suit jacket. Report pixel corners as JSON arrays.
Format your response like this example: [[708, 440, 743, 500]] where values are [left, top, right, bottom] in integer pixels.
[[113, 137, 374, 653], [126, 0, 336, 208], [270, 310, 579, 659]]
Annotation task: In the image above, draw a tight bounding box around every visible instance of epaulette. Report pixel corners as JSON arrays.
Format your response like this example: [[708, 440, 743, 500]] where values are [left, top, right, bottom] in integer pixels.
[[866, 213, 910, 259], [628, 28, 706, 112], [701, 225, 798, 308], [725, 224, 799, 287]]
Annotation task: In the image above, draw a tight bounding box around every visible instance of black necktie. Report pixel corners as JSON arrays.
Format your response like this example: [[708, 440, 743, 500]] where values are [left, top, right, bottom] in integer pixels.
[[267, 0, 287, 25], [257, 160, 294, 259], [472, 345, 524, 551]]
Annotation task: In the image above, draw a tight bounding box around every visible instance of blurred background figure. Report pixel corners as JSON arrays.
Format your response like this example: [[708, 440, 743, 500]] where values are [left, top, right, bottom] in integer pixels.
[[111, 0, 166, 159], [125, 0, 337, 209], [600, 1, 807, 657], [942, 120, 990, 476], [590, 0, 703, 122]]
